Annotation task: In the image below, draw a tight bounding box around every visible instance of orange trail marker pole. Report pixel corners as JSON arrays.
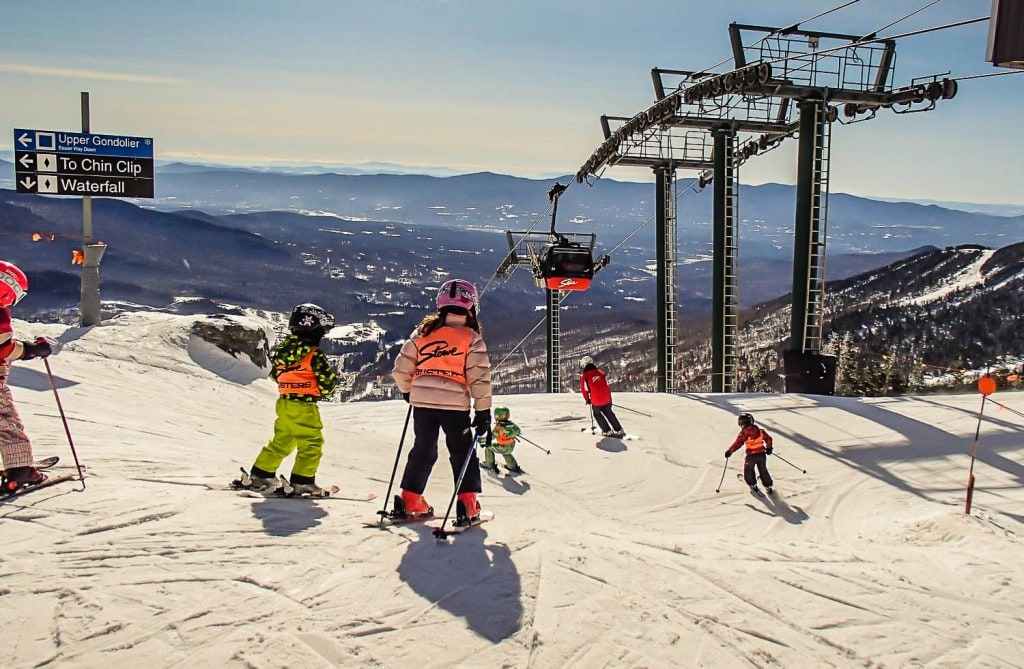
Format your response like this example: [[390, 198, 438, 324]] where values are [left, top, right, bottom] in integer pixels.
[[965, 377, 995, 514]]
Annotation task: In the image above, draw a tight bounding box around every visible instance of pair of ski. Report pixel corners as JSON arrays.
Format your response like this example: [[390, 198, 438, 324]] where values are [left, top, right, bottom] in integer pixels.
[[207, 468, 376, 502], [0, 456, 78, 501], [364, 505, 495, 538], [481, 463, 525, 476], [737, 473, 775, 497], [580, 427, 639, 440]]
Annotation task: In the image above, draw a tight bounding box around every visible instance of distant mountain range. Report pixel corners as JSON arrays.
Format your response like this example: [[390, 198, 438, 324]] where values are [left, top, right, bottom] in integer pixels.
[[2, 161, 1022, 398]]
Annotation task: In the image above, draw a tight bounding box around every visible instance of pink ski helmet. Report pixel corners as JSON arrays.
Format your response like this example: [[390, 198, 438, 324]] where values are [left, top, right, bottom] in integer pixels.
[[437, 279, 479, 313], [0, 261, 28, 307]]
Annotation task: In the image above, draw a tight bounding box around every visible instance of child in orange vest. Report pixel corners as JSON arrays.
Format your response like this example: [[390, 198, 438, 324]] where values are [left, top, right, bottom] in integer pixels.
[[391, 279, 492, 523], [239, 303, 338, 495], [482, 406, 522, 473], [725, 412, 774, 494]]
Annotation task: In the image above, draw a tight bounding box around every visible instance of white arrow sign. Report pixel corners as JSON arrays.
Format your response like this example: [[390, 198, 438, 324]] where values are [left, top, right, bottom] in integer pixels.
[[19, 176, 35, 190], [17, 132, 31, 148], [17, 154, 33, 169]]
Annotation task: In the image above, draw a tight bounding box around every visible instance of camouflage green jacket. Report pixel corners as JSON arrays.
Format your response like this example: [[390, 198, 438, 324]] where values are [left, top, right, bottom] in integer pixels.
[[269, 334, 338, 402]]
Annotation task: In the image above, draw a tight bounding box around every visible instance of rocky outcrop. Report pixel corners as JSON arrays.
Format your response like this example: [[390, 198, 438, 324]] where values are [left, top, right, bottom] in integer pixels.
[[190, 315, 271, 369]]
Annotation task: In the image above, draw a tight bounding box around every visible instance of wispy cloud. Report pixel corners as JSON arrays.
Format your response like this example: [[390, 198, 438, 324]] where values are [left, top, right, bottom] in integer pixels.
[[0, 63, 188, 85]]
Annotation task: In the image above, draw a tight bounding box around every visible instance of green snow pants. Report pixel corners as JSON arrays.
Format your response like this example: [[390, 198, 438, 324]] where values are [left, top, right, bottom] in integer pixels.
[[253, 397, 324, 478]]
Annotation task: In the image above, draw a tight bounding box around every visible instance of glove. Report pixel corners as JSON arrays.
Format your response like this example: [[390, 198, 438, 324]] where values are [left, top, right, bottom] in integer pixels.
[[473, 409, 492, 439], [584, 399, 591, 405], [766, 446, 773, 455], [20, 337, 52, 360], [724, 450, 732, 459], [401, 392, 410, 403]]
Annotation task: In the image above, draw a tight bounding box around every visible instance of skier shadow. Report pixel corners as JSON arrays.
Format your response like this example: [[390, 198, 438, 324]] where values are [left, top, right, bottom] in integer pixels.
[[398, 524, 522, 643], [7, 365, 78, 392], [498, 475, 531, 496], [596, 438, 627, 453], [484, 470, 531, 495], [751, 493, 809, 525], [248, 498, 328, 537]]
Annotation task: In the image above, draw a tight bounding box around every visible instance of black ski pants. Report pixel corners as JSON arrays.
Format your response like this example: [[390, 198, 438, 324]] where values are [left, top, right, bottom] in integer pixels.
[[401, 407, 482, 495], [591, 403, 623, 434], [743, 452, 773, 489]]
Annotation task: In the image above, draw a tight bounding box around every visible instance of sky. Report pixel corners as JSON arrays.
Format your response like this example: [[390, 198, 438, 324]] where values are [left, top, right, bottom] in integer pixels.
[[1, 0, 1022, 205], [4, 309, 1024, 666]]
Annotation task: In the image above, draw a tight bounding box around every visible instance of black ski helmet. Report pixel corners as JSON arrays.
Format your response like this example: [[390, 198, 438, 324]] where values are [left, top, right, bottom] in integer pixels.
[[289, 303, 334, 335], [737, 413, 754, 428]]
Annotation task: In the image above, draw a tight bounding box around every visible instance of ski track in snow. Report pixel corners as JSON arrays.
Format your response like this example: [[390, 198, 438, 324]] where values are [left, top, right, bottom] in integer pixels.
[[2, 313, 1023, 668]]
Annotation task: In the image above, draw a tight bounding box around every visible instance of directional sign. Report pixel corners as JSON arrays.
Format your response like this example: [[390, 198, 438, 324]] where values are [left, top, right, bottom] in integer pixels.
[[15, 151, 154, 179], [12, 128, 154, 198], [14, 128, 153, 158]]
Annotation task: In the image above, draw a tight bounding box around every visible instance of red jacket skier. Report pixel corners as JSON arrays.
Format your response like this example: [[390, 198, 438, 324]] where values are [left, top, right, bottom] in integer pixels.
[[579, 356, 624, 438], [725, 412, 774, 494]]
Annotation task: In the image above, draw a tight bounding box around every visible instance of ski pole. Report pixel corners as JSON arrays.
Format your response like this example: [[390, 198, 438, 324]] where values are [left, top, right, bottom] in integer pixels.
[[377, 403, 413, 520], [615, 403, 652, 417], [715, 457, 730, 493], [772, 452, 806, 474], [43, 358, 86, 487], [518, 434, 551, 455], [433, 432, 483, 538]]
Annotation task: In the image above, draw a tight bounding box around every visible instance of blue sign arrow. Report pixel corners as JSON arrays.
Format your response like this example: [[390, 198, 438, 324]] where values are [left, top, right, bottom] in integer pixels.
[[14, 128, 154, 159]]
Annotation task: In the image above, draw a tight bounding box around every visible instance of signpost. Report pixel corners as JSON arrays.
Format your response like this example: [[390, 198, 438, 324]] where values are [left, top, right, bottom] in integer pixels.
[[13, 128, 154, 198], [11, 93, 155, 326]]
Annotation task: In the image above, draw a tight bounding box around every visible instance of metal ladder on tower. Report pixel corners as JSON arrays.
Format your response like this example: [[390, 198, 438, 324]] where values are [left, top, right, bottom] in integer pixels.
[[803, 104, 832, 353], [721, 135, 740, 392], [662, 170, 679, 393], [547, 288, 562, 393]]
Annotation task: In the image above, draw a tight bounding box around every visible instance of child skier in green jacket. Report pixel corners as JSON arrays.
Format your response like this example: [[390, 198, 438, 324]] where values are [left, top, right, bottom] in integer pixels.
[[240, 303, 338, 495], [481, 406, 523, 474]]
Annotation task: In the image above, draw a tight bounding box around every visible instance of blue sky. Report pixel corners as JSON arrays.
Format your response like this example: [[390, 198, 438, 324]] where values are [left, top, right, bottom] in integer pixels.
[[1, 0, 1020, 204]]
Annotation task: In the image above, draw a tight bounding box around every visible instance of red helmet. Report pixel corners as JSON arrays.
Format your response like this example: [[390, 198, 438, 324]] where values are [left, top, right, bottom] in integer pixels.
[[0, 261, 28, 307]]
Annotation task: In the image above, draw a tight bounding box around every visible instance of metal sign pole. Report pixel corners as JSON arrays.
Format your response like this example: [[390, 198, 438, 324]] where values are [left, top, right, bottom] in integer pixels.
[[79, 91, 103, 327]]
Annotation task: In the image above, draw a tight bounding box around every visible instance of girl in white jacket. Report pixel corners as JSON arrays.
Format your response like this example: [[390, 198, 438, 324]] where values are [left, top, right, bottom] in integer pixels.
[[391, 279, 492, 523]]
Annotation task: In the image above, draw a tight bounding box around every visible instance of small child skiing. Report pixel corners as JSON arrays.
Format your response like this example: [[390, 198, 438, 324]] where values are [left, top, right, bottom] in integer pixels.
[[482, 406, 522, 474], [0, 261, 54, 492], [239, 303, 338, 495], [579, 355, 625, 437], [724, 412, 774, 494], [391, 278, 492, 524]]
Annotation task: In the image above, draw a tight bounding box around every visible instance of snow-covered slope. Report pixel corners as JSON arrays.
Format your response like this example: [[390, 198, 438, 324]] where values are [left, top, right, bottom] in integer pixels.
[[4, 312, 1023, 668]]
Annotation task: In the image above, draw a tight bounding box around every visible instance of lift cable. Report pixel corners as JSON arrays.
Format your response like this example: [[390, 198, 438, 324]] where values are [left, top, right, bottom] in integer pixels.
[[861, 0, 942, 40], [697, 0, 864, 75], [952, 69, 1024, 82], [758, 15, 989, 74]]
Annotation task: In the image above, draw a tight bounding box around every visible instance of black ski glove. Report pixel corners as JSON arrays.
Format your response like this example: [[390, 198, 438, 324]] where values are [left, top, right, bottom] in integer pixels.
[[20, 337, 52, 360], [724, 450, 732, 459], [473, 409, 492, 439], [766, 446, 773, 455]]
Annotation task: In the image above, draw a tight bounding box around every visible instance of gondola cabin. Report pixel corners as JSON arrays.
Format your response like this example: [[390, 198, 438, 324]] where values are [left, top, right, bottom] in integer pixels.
[[537, 240, 594, 291]]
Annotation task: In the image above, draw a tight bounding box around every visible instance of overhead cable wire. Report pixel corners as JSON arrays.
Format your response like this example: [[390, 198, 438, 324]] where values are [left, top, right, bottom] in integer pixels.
[[952, 69, 1024, 81], [859, 0, 941, 39], [757, 15, 990, 72], [697, 0, 864, 75]]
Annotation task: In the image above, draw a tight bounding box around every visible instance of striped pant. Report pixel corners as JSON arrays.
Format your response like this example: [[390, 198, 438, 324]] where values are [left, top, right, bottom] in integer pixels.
[[0, 378, 33, 469]]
